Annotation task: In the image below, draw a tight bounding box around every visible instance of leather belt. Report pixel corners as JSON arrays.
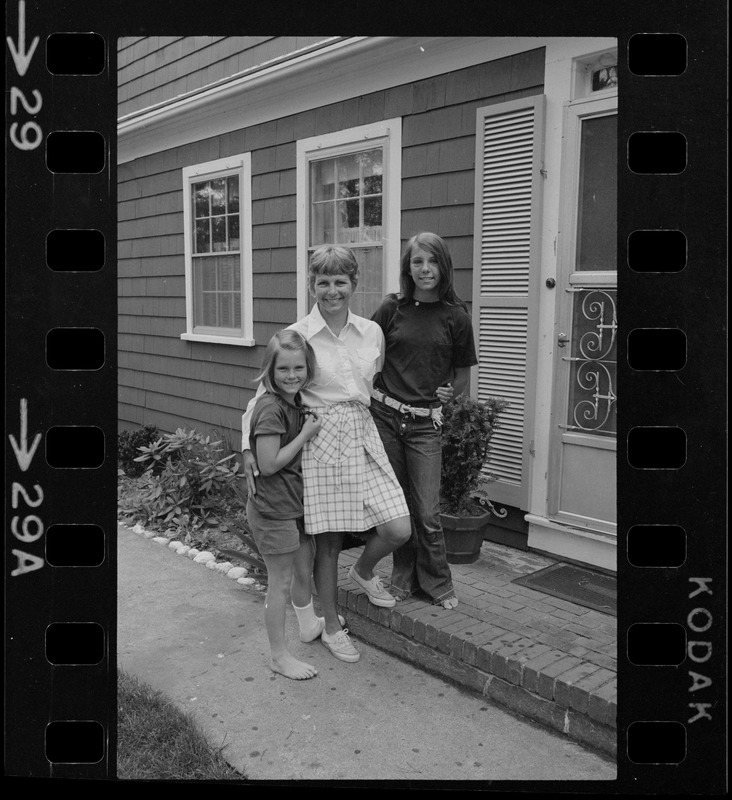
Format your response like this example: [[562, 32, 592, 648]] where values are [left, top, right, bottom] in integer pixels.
[[371, 389, 443, 428]]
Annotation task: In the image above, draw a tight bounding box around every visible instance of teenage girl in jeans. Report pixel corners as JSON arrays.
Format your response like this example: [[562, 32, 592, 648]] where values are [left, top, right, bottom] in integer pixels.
[[370, 232, 478, 610]]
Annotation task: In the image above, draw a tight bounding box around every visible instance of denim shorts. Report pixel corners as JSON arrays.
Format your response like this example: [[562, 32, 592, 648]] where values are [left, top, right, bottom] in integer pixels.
[[246, 500, 304, 556]]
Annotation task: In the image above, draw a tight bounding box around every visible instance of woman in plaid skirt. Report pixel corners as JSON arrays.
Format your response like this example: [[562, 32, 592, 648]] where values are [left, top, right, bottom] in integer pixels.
[[242, 246, 411, 664]]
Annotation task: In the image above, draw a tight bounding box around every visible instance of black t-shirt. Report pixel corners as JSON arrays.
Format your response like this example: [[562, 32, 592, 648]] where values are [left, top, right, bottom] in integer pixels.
[[371, 295, 478, 406]]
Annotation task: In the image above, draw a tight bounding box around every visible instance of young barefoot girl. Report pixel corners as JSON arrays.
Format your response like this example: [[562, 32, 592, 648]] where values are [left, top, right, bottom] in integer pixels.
[[370, 232, 479, 610], [247, 330, 323, 680]]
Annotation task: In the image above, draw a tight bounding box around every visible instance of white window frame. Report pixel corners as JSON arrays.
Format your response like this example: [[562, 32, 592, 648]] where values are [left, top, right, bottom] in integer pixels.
[[181, 153, 254, 346], [296, 119, 402, 319]]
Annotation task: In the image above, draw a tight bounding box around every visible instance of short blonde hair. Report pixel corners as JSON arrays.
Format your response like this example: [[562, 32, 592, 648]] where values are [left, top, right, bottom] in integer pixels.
[[255, 329, 316, 394], [308, 244, 359, 292]]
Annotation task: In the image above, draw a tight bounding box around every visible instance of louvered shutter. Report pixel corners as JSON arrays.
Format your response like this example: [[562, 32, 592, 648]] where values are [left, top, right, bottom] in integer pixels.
[[471, 96, 545, 510]]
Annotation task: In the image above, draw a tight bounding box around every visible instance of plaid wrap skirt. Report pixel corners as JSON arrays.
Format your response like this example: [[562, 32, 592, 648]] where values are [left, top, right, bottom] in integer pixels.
[[301, 402, 409, 535]]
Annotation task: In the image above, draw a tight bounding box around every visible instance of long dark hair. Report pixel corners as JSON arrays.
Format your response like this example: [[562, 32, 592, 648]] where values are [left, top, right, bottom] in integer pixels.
[[398, 232, 467, 310]]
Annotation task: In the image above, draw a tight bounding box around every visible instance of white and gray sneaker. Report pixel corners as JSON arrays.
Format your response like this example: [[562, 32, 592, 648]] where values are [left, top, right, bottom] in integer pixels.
[[321, 628, 360, 662], [348, 565, 396, 608]]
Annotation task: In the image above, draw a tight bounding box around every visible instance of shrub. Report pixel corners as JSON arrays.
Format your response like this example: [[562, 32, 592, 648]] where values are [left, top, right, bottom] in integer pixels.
[[118, 424, 160, 476], [131, 428, 242, 539], [440, 394, 508, 516]]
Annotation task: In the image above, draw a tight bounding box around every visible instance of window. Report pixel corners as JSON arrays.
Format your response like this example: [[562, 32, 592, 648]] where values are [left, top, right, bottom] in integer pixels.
[[182, 154, 254, 345], [576, 113, 617, 272], [565, 102, 618, 437], [297, 119, 402, 319]]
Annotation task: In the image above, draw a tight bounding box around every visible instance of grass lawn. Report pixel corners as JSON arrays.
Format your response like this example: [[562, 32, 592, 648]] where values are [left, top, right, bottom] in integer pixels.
[[117, 667, 244, 781]]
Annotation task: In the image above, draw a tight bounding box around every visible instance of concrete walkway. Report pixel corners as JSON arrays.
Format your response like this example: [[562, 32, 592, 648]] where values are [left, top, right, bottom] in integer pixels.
[[118, 522, 617, 780]]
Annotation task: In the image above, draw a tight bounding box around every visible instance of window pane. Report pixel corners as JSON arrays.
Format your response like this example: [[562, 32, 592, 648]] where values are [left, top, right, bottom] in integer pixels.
[[337, 153, 360, 198], [212, 216, 227, 252], [194, 182, 209, 218], [566, 288, 617, 435], [310, 202, 332, 245], [227, 176, 239, 213], [361, 150, 383, 193], [210, 178, 226, 215], [219, 293, 233, 328], [354, 246, 384, 319], [576, 114, 617, 271], [312, 159, 335, 202], [364, 196, 382, 228], [336, 199, 361, 243], [218, 259, 232, 291], [364, 173, 382, 195], [201, 260, 216, 291], [193, 254, 241, 332], [196, 290, 217, 327], [228, 215, 240, 250], [195, 219, 210, 253]]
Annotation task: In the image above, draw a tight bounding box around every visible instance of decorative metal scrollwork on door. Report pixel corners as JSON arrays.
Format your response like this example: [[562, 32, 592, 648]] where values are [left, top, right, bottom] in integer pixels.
[[564, 288, 617, 435]]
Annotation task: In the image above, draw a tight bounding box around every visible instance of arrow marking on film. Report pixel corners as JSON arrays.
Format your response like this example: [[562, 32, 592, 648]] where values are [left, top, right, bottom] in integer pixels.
[[6, 1, 39, 77], [9, 398, 42, 472]]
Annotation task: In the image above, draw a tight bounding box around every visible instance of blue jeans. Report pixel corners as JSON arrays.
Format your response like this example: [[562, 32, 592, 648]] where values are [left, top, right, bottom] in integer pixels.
[[369, 398, 456, 603]]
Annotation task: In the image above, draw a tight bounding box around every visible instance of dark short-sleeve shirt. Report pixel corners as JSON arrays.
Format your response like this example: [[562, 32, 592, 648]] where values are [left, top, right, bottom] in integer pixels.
[[248, 392, 304, 519], [371, 295, 478, 406]]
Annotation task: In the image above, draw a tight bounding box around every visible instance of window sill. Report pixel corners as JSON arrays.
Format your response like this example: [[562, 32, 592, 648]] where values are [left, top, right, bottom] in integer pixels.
[[181, 333, 255, 347]]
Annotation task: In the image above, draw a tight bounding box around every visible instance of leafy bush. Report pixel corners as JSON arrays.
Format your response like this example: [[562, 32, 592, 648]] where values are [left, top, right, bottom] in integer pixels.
[[118, 424, 160, 476], [440, 394, 508, 516], [131, 428, 242, 539]]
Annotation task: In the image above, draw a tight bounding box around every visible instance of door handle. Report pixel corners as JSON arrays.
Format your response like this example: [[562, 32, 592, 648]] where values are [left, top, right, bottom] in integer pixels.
[[557, 332, 570, 348]]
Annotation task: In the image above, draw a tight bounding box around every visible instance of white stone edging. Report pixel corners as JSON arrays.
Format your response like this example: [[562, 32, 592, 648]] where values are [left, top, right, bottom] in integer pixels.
[[122, 521, 266, 592]]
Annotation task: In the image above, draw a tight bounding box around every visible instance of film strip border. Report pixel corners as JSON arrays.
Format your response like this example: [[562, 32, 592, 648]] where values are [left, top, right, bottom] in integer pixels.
[[619, 26, 726, 791], [4, 2, 727, 789], [5, 3, 115, 780]]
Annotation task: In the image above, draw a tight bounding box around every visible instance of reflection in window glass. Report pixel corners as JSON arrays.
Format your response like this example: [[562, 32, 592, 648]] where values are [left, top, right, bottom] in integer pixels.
[[310, 149, 383, 245], [192, 176, 240, 254], [576, 114, 617, 271]]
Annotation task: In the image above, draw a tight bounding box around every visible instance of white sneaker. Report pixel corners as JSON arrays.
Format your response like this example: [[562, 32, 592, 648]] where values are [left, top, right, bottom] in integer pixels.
[[321, 628, 360, 662], [348, 565, 396, 608]]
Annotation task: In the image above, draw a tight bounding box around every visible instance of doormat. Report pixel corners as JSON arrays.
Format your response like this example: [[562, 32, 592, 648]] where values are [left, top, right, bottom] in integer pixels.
[[512, 563, 616, 616]]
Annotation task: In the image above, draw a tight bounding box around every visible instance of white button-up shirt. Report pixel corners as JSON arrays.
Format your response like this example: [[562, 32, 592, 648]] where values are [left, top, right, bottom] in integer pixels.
[[242, 304, 384, 448]]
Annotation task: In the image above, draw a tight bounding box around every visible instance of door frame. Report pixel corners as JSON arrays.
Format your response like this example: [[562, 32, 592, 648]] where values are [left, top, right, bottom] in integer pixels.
[[547, 90, 618, 535]]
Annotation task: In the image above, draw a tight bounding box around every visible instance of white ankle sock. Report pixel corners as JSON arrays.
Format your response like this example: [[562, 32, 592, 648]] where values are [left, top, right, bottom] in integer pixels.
[[292, 598, 317, 624], [292, 599, 345, 642]]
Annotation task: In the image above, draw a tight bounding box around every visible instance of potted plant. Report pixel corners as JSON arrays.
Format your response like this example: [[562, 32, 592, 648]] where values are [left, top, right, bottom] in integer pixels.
[[439, 393, 508, 563]]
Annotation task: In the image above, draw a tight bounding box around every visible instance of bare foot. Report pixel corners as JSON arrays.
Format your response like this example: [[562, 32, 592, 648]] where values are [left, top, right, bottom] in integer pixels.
[[441, 596, 459, 610], [270, 653, 318, 680]]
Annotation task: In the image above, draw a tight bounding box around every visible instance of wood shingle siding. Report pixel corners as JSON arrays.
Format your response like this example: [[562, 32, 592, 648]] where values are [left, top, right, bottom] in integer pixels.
[[118, 40, 544, 446], [118, 36, 336, 118]]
